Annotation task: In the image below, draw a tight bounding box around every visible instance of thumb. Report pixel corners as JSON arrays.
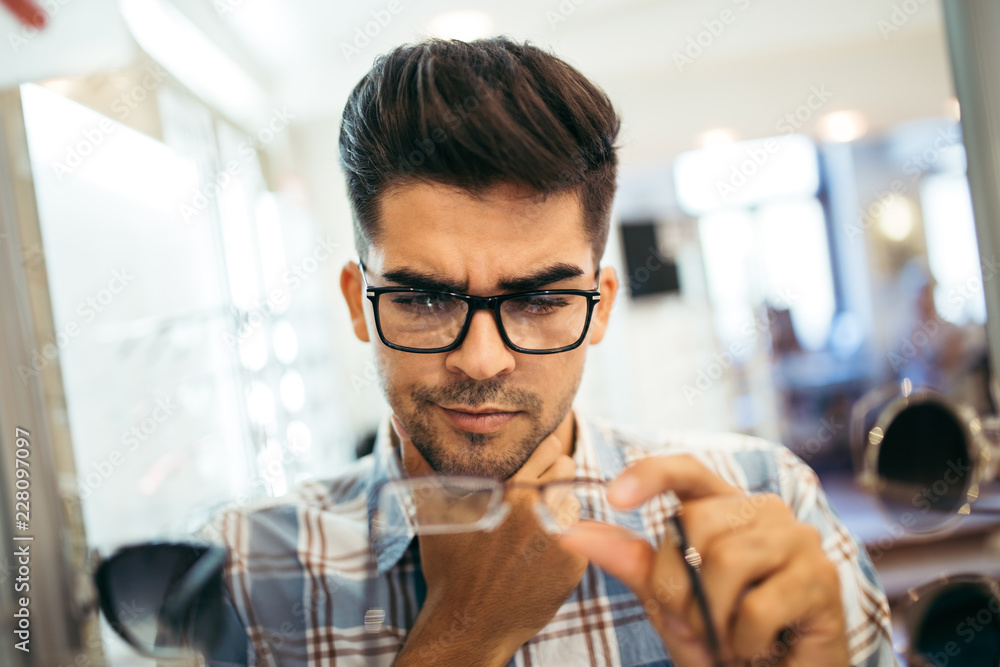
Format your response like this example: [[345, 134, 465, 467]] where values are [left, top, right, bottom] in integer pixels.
[[392, 415, 435, 477]]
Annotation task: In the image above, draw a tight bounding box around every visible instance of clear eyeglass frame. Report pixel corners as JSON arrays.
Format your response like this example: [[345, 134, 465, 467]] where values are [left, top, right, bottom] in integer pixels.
[[359, 262, 602, 355], [368, 474, 722, 664], [372, 476, 632, 538]]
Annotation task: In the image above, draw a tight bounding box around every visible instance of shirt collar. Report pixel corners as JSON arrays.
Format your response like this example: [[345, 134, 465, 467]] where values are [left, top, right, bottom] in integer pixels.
[[365, 408, 618, 574], [365, 416, 412, 575]]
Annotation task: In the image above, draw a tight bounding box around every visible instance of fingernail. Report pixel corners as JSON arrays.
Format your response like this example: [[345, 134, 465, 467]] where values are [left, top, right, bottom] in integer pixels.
[[608, 474, 640, 506]]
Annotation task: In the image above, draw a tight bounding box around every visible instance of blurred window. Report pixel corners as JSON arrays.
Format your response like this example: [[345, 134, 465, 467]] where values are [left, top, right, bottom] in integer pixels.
[[920, 173, 987, 325]]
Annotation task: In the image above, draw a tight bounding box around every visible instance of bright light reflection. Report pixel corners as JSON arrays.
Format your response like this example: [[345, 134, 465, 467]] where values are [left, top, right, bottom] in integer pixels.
[[273, 320, 299, 364], [247, 381, 276, 424], [920, 174, 986, 324], [756, 199, 836, 350], [280, 370, 305, 413], [287, 420, 312, 454], [876, 194, 915, 242], [675, 135, 819, 215], [698, 210, 757, 354]]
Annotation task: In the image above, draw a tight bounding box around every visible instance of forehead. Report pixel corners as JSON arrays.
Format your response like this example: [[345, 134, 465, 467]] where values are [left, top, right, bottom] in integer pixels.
[[371, 181, 595, 289]]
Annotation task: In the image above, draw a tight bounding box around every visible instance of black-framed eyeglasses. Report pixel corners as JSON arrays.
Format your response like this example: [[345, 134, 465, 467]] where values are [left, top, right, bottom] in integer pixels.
[[360, 262, 602, 354]]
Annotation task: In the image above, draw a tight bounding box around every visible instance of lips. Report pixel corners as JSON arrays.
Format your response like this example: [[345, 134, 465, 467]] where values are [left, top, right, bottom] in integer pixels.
[[437, 405, 520, 434]]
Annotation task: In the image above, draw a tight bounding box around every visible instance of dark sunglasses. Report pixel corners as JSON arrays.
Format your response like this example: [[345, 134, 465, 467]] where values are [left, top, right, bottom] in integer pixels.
[[93, 542, 247, 663]]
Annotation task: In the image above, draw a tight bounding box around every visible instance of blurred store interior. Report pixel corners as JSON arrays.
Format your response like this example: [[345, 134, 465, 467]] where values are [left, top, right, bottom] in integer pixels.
[[2, 0, 999, 664]]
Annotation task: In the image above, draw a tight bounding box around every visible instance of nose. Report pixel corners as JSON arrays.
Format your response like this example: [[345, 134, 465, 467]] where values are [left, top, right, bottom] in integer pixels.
[[445, 309, 516, 380]]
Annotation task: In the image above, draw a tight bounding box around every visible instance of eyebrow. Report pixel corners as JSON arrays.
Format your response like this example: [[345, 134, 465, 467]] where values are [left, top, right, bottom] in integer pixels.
[[496, 263, 586, 292], [379, 262, 586, 294]]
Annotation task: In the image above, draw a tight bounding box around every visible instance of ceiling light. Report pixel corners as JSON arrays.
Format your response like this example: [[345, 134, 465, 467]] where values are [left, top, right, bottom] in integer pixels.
[[698, 127, 739, 148], [877, 194, 915, 242], [817, 110, 868, 143]]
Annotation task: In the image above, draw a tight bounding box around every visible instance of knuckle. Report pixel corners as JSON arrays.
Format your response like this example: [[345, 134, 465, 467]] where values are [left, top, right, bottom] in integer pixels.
[[794, 522, 825, 551], [739, 590, 772, 627], [758, 492, 785, 511], [709, 542, 740, 571], [816, 554, 842, 590]]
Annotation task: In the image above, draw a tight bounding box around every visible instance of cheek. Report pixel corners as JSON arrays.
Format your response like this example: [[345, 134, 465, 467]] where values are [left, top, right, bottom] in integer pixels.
[[373, 349, 437, 398], [521, 350, 586, 393]]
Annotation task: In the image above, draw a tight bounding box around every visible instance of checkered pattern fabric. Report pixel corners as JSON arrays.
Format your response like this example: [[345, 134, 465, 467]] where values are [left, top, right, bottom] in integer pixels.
[[198, 411, 896, 666]]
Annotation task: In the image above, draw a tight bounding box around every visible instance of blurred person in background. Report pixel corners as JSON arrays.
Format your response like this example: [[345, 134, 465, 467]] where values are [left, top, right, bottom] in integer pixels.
[[890, 258, 966, 391], [201, 37, 895, 666], [889, 258, 992, 416]]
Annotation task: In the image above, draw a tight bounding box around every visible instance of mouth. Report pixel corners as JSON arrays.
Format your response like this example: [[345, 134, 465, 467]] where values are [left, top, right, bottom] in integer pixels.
[[436, 404, 521, 434]]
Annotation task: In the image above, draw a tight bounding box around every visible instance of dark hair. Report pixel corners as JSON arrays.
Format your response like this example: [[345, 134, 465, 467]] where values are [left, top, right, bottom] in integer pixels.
[[338, 37, 621, 264]]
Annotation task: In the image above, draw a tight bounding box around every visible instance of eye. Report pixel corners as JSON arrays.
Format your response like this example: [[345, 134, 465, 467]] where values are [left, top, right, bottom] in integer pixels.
[[508, 295, 570, 315], [390, 293, 457, 313]]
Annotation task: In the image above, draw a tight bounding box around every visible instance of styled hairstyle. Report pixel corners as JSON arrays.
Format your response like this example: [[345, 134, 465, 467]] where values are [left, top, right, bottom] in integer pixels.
[[338, 37, 621, 264]]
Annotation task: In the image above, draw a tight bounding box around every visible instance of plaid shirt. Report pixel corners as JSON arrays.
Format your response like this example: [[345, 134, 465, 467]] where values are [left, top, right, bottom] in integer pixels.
[[200, 411, 896, 666]]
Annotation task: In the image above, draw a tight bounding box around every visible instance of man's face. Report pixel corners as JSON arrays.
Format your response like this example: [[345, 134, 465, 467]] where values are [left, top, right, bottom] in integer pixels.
[[341, 182, 618, 481]]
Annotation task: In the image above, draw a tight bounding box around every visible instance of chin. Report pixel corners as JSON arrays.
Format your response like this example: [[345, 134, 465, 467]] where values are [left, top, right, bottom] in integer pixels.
[[420, 435, 535, 481]]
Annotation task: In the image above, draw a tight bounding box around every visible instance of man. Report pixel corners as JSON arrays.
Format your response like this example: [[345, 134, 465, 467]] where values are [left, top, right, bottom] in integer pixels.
[[203, 37, 895, 666]]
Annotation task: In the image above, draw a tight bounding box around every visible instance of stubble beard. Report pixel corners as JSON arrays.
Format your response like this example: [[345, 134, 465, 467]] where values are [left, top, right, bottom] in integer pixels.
[[389, 374, 580, 481]]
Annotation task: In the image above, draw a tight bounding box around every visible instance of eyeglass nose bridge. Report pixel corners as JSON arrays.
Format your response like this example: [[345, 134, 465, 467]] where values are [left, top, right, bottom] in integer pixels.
[[450, 295, 515, 350]]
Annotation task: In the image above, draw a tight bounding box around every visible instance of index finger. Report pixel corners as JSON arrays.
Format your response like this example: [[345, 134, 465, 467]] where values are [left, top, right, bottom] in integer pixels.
[[607, 454, 741, 509]]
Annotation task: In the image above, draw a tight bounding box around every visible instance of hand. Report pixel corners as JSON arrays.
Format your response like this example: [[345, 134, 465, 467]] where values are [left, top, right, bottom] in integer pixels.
[[558, 454, 849, 667], [392, 417, 588, 666]]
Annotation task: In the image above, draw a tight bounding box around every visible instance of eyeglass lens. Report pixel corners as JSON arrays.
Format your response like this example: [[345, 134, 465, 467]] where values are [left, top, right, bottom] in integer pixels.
[[377, 292, 591, 350], [378, 478, 634, 535], [377, 477, 500, 536]]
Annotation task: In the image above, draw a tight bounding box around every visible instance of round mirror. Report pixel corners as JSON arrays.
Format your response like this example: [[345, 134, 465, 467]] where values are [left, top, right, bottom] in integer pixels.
[[873, 397, 975, 532], [911, 581, 1000, 667]]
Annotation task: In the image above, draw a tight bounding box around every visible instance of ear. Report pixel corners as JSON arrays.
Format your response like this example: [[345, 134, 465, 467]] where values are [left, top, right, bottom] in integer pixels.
[[340, 262, 370, 343], [588, 265, 618, 346]]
